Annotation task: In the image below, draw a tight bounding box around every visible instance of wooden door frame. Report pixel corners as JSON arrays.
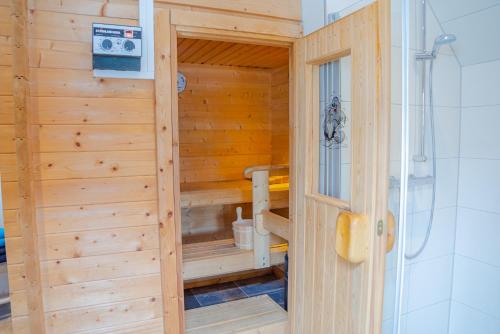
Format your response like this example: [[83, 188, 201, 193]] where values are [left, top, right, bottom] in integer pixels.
[[154, 7, 297, 333]]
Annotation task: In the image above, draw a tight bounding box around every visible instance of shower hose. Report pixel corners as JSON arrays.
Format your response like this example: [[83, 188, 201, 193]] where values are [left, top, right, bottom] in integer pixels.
[[405, 59, 437, 260]]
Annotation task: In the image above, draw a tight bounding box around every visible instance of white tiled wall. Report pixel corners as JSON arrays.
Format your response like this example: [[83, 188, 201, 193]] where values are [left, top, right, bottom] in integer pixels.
[[450, 58, 500, 334], [389, 1, 461, 333]]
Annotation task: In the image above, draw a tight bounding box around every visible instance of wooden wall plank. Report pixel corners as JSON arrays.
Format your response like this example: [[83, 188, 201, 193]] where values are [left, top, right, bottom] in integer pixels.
[[157, 0, 301, 21], [36, 201, 158, 234], [9, 249, 161, 291], [35, 176, 157, 207], [13, 274, 162, 315], [2, 209, 20, 236], [30, 0, 139, 19], [30, 68, 154, 98], [33, 151, 156, 180], [45, 296, 162, 333], [154, 9, 183, 333], [0, 125, 15, 153], [0, 153, 17, 181], [178, 63, 272, 189], [11, 0, 47, 331], [0, 66, 12, 95], [40, 225, 159, 260], [171, 9, 301, 38], [32, 97, 154, 124], [271, 65, 289, 165], [33, 124, 155, 152], [29, 10, 136, 42], [0, 96, 14, 124], [76, 317, 164, 334]]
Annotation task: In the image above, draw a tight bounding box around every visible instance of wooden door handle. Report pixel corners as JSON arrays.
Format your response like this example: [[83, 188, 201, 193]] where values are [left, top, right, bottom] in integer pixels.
[[335, 212, 369, 264], [386, 211, 395, 253]]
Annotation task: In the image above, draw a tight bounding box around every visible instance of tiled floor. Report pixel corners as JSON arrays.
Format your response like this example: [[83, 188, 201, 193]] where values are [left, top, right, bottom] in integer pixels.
[[184, 274, 286, 310]]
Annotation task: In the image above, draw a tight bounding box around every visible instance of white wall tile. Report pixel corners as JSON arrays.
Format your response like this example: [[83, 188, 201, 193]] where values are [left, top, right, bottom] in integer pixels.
[[460, 105, 500, 159], [442, 5, 500, 66], [458, 159, 500, 214], [410, 158, 458, 212], [462, 59, 500, 107], [407, 207, 456, 263], [404, 301, 450, 334], [407, 255, 453, 312], [456, 208, 500, 267], [431, 54, 461, 107], [452, 255, 500, 319], [428, 0, 500, 23], [449, 301, 500, 334]]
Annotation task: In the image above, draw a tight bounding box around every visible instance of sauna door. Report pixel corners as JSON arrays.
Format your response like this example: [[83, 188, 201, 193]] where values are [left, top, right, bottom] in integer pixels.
[[291, 2, 390, 333]]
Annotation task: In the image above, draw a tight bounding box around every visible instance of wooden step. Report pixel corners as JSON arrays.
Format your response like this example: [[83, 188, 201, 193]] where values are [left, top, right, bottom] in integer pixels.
[[180, 180, 289, 209], [182, 239, 286, 281], [185, 295, 287, 334]]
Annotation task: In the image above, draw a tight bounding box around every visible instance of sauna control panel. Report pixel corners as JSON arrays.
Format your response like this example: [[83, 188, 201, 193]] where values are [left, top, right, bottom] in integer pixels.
[[92, 23, 142, 71]]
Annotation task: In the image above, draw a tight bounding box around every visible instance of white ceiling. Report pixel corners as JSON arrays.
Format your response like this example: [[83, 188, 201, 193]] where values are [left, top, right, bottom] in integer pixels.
[[428, 0, 500, 66]]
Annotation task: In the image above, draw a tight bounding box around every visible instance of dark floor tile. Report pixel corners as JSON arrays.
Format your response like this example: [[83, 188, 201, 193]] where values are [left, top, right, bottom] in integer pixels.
[[184, 293, 201, 310], [194, 287, 247, 307], [0, 302, 10, 320], [267, 289, 285, 308], [189, 281, 238, 295], [236, 275, 284, 297]]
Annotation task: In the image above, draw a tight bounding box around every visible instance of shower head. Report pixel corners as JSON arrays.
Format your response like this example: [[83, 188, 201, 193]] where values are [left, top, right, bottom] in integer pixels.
[[431, 34, 456, 56]]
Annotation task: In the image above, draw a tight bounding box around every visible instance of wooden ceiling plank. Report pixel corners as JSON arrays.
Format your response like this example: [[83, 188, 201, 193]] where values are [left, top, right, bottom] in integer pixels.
[[183, 40, 219, 64], [195, 42, 235, 65]]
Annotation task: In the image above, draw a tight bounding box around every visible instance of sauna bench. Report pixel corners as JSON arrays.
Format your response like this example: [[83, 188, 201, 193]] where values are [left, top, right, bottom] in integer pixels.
[[185, 294, 287, 334], [180, 180, 289, 209], [182, 239, 286, 281]]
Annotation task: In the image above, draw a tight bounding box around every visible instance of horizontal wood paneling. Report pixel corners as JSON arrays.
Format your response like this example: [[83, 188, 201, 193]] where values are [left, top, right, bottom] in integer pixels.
[[9, 249, 161, 291], [33, 124, 155, 152], [178, 63, 272, 185], [171, 9, 301, 38], [32, 97, 154, 124], [0, 153, 17, 181], [158, 0, 300, 21], [13, 274, 162, 315], [2, 181, 18, 210], [41, 225, 160, 260], [77, 317, 164, 334], [46, 296, 162, 333], [0, 66, 12, 96], [0, 97, 13, 123], [3, 209, 20, 237], [30, 68, 154, 98], [271, 65, 289, 165], [34, 151, 156, 180], [35, 176, 157, 207], [37, 201, 158, 234], [29, 10, 136, 42], [30, 0, 139, 19], [0, 125, 15, 153]]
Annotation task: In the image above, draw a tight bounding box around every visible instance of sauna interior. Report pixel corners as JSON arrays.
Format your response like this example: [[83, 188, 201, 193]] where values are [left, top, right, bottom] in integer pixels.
[[177, 37, 291, 305]]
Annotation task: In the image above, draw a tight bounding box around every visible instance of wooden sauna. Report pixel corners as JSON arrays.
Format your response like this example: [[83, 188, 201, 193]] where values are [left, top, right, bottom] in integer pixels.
[[1, 0, 392, 332], [177, 38, 290, 275]]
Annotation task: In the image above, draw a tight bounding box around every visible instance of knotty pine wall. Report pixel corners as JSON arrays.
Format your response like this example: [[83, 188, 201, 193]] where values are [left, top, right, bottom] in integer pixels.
[[270, 65, 289, 165], [178, 63, 272, 184], [0, 0, 297, 332], [178, 63, 272, 240], [1, 1, 164, 332]]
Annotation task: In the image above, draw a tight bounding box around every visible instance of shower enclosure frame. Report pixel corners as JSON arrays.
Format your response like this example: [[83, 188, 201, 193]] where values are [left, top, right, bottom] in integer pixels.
[[392, 0, 411, 332]]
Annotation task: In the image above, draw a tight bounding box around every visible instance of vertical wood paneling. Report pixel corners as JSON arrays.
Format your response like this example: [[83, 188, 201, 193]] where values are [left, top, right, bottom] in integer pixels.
[[154, 9, 182, 333], [291, 3, 389, 334], [10, 0, 46, 332]]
